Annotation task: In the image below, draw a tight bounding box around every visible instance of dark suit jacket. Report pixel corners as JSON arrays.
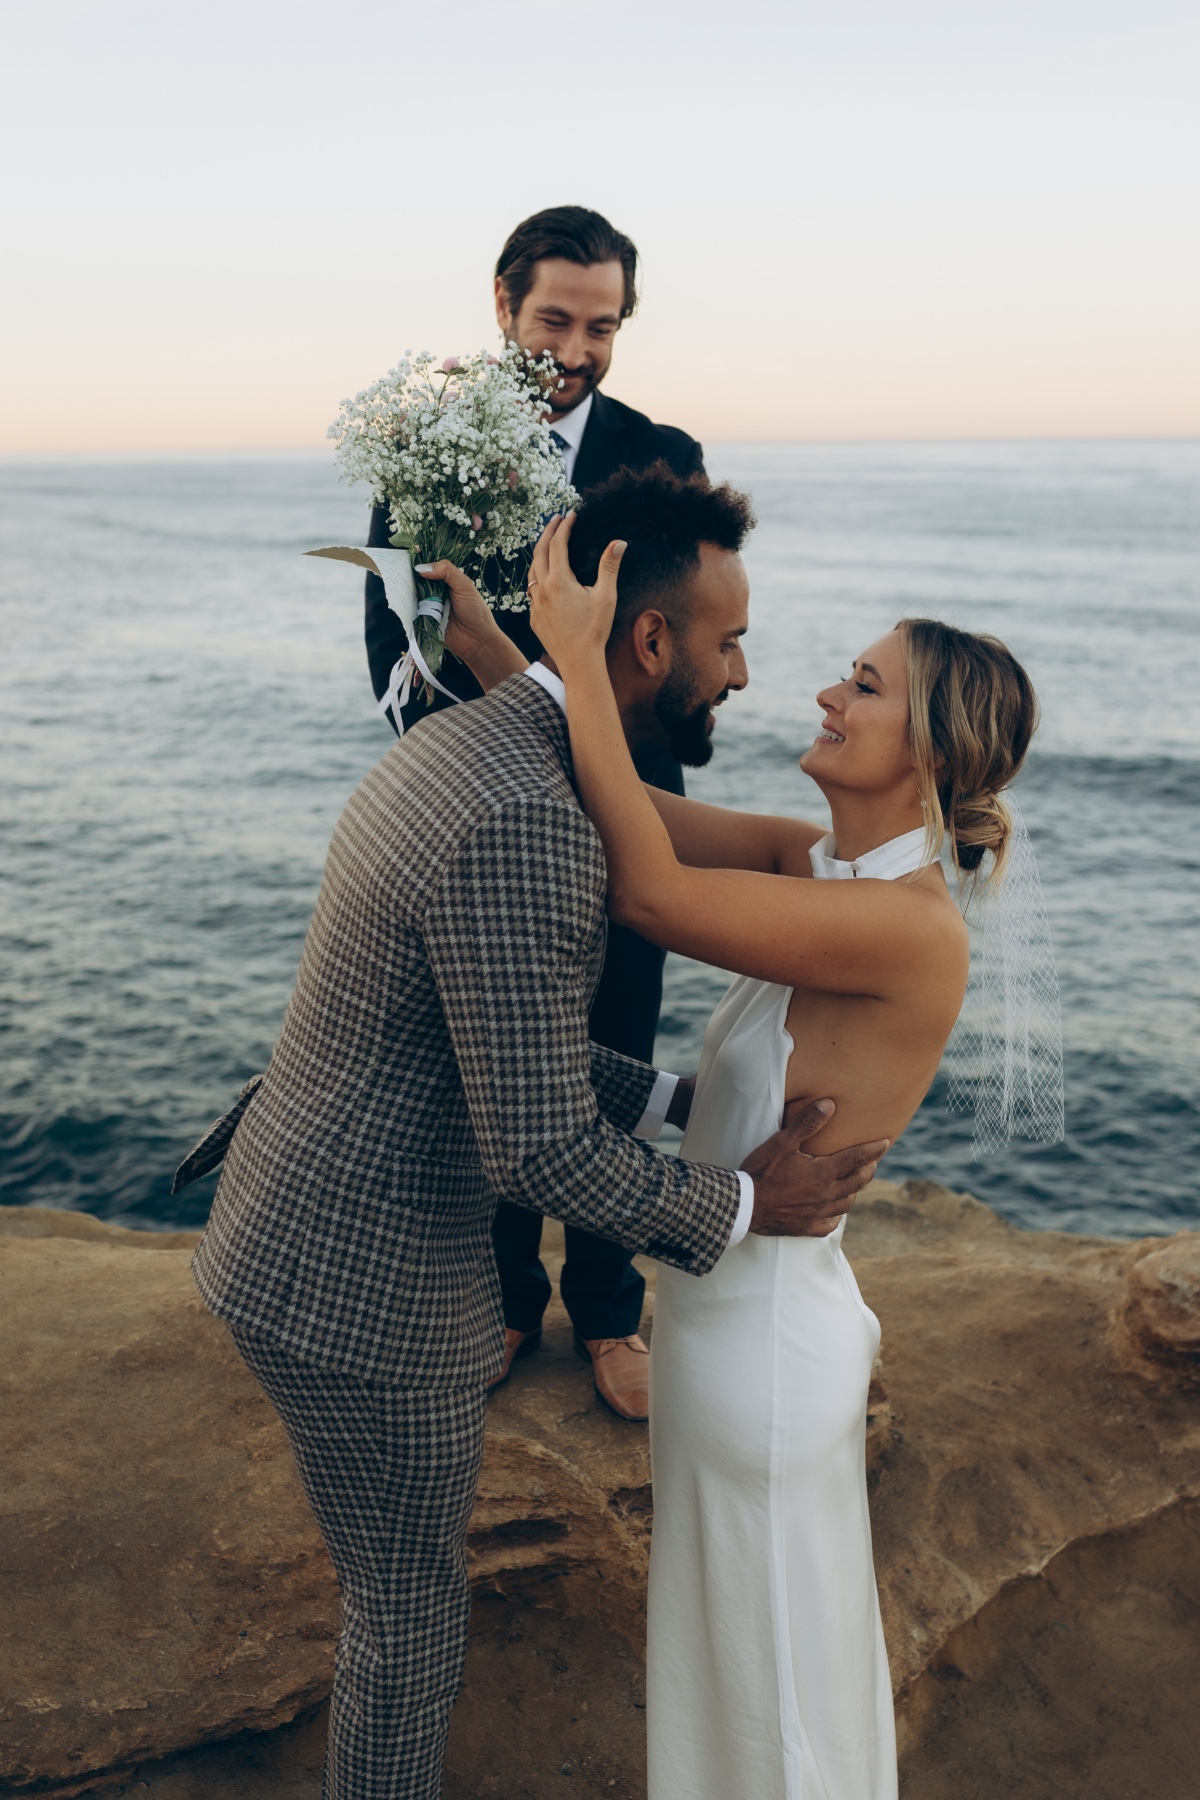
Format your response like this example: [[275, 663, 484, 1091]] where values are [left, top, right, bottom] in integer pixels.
[[361, 390, 706, 1067], [192, 675, 740, 1384]]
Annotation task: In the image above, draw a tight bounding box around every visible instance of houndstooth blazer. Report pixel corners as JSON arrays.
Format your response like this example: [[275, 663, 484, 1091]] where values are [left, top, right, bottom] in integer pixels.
[[192, 673, 741, 1385]]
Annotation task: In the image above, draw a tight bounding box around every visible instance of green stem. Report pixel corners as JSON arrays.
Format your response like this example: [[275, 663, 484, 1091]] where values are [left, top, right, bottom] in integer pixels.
[[385, 518, 485, 701], [413, 590, 447, 690]]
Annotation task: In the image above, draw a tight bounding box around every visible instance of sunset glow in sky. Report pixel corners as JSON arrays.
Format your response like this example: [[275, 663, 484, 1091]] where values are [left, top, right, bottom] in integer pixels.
[[3, 0, 1198, 450]]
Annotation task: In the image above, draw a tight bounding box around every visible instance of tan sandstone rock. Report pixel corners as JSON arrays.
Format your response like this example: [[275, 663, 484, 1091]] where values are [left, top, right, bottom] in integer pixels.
[[1117, 1235, 1200, 1378], [847, 1180, 1200, 1798], [0, 1208, 659, 1799], [0, 1213, 338, 1795], [4, 1186, 1200, 1800]]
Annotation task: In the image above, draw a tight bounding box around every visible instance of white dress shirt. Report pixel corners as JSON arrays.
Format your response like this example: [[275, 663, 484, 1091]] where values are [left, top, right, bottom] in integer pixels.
[[546, 391, 593, 486], [522, 663, 755, 1248]]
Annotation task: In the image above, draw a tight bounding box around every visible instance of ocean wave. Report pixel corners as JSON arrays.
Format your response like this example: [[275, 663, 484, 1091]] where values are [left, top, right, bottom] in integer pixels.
[[877, 1053, 1200, 1239], [1020, 752, 1199, 807], [0, 1108, 219, 1232], [3, 447, 1195, 1247]]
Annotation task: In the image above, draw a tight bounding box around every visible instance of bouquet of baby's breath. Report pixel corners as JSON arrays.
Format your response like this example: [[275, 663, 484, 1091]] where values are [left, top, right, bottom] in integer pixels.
[[326, 345, 577, 692]]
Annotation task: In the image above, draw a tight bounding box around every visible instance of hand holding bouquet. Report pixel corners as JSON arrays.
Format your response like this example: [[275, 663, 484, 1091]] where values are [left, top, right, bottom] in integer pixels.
[[311, 345, 577, 730]]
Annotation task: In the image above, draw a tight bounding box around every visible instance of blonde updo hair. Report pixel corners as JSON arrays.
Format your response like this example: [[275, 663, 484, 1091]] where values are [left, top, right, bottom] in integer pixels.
[[897, 618, 1038, 882]]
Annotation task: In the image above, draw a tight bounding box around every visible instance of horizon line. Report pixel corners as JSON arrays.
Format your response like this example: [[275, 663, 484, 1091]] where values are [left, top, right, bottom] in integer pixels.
[[2, 432, 1198, 462]]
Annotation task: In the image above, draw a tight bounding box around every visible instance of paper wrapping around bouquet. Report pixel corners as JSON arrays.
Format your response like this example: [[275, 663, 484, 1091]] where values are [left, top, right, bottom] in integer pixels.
[[304, 543, 456, 733], [304, 544, 430, 635]]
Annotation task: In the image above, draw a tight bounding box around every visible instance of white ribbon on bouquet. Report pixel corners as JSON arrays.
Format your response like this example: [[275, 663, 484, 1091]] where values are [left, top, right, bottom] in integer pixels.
[[304, 545, 464, 735]]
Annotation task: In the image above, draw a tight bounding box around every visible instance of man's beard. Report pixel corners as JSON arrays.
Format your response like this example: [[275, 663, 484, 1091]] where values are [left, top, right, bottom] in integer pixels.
[[654, 655, 727, 768], [549, 353, 610, 408]]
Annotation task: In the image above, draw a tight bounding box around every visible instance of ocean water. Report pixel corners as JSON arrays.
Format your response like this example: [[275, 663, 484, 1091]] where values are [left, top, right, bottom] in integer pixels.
[[1, 442, 1197, 1239]]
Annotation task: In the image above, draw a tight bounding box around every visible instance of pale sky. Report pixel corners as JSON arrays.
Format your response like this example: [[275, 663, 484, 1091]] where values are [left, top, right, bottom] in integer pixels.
[[2, 0, 1197, 450]]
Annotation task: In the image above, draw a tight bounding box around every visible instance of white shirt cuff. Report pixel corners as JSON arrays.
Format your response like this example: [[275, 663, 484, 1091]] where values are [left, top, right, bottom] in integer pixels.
[[633, 1069, 678, 1140], [522, 661, 566, 712], [728, 1170, 756, 1247]]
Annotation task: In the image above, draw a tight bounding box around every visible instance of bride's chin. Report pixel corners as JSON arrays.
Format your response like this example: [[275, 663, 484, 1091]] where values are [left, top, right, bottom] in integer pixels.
[[798, 756, 832, 797]]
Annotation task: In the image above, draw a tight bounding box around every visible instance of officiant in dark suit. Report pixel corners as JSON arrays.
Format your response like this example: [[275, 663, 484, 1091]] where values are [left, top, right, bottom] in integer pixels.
[[363, 205, 706, 1420]]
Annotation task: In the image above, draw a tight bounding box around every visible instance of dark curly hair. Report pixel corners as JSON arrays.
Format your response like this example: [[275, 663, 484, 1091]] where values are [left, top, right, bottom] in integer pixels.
[[496, 205, 639, 321], [568, 463, 756, 640]]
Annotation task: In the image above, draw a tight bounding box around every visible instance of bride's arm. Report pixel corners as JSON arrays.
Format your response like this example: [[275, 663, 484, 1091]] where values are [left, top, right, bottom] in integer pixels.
[[648, 788, 827, 876], [530, 518, 942, 996]]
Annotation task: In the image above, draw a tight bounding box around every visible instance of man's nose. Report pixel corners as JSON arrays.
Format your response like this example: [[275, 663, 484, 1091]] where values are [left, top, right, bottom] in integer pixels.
[[728, 646, 749, 690], [557, 326, 590, 369]]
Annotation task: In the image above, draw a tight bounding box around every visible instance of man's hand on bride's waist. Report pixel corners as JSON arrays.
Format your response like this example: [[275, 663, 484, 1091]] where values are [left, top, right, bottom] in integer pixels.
[[740, 1099, 888, 1240]]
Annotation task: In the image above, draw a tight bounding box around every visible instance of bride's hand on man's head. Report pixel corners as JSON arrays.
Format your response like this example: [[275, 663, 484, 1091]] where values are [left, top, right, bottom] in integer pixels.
[[528, 512, 625, 669]]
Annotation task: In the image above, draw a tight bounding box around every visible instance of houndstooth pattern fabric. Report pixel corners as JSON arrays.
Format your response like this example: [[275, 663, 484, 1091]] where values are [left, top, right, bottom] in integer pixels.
[[171, 1073, 264, 1194], [193, 674, 740, 1385], [231, 1327, 485, 1800]]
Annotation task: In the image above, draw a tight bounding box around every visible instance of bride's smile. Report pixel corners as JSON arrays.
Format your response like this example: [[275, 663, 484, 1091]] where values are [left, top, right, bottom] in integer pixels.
[[802, 635, 910, 771], [800, 630, 927, 861]]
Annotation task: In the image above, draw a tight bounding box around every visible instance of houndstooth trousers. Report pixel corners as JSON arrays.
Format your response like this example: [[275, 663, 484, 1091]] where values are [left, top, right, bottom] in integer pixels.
[[232, 1327, 487, 1800]]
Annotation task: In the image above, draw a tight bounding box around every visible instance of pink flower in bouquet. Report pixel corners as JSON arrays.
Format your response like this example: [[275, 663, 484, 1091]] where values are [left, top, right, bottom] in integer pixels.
[[507, 468, 519, 488], [441, 356, 461, 372], [471, 513, 484, 531]]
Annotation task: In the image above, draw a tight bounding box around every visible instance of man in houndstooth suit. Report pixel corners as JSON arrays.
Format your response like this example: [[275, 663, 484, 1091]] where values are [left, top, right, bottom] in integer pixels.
[[184, 468, 885, 1799]]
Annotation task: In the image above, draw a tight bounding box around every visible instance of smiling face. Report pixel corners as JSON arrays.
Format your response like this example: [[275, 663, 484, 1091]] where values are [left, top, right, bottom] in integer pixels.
[[495, 258, 626, 416], [799, 628, 917, 800], [651, 545, 751, 766]]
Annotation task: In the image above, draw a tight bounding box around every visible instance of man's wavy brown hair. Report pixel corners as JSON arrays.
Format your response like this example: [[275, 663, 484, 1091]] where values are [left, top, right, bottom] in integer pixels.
[[496, 206, 639, 321]]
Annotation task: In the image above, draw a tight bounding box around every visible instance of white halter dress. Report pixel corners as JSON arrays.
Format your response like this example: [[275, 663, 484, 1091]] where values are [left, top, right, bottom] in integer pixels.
[[646, 826, 926, 1800]]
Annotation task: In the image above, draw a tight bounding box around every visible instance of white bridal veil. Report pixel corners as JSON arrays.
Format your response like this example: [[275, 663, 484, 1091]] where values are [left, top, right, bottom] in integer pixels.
[[945, 796, 1066, 1157]]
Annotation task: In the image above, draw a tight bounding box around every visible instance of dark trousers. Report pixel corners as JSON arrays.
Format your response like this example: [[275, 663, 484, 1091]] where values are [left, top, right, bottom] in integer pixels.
[[493, 1202, 646, 1339], [231, 1327, 487, 1800], [493, 912, 675, 1341]]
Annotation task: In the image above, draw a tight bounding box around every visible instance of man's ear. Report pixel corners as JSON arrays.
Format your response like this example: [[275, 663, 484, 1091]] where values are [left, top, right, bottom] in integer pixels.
[[627, 610, 672, 682], [494, 275, 514, 336]]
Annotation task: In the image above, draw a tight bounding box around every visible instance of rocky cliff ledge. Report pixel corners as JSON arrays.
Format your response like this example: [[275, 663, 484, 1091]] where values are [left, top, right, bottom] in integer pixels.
[[2, 1185, 1198, 1800]]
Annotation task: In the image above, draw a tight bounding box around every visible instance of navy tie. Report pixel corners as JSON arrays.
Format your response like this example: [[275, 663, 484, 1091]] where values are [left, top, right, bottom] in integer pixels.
[[541, 431, 571, 533]]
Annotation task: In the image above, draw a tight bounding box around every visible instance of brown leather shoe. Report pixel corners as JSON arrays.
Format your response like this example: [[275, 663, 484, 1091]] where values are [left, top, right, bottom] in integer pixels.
[[577, 1334, 650, 1421], [487, 1327, 541, 1392]]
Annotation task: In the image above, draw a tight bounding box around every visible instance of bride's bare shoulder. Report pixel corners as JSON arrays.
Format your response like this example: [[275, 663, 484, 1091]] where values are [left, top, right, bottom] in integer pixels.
[[899, 870, 971, 987]]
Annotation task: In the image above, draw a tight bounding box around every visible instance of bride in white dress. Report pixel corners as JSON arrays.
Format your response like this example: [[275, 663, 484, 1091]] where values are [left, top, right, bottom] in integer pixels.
[[527, 515, 1040, 1800], [647, 836, 922, 1800]]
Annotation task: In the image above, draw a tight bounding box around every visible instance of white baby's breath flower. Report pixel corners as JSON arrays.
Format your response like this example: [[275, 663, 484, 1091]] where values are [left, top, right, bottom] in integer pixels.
[[327, 343, 577, 683]]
